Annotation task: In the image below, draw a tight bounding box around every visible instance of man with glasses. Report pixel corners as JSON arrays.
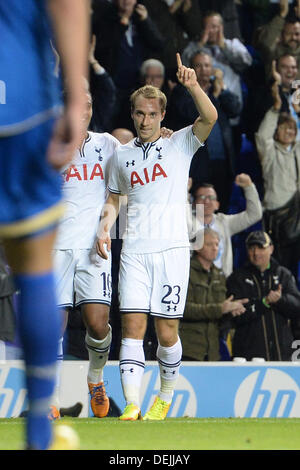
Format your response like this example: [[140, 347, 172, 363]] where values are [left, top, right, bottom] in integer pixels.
[[190, 173, 262, 277]]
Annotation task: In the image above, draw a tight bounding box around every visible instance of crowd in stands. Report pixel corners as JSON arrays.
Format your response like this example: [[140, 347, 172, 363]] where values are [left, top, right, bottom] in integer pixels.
[[1, 0, 300, 363]]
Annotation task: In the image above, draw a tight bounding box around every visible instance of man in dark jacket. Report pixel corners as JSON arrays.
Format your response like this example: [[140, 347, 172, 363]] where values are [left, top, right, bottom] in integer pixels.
[[227, 230, 300, 361]]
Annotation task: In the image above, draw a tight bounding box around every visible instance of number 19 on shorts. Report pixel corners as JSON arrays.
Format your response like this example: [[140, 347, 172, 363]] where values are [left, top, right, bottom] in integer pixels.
[[101, 272, 111, 299]]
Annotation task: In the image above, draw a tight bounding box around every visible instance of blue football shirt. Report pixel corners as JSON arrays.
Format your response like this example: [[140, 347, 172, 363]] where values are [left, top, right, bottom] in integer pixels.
[[0, 0, 62, 136]]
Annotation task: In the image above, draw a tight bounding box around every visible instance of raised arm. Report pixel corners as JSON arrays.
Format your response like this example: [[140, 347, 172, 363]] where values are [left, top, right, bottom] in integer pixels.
[[255, 107, 279, 160], [176, 53, 218, 143], [255, 60, 282, 160], [225, 174, 263, 236]]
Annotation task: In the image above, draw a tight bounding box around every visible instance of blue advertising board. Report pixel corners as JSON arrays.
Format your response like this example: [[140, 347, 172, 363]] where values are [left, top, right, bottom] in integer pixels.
[[1, 361, 300, 418]]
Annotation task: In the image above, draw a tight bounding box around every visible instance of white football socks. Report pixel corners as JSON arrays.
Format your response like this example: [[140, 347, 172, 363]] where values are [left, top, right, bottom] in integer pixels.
[[85, 324, 112, 384], [119, 338, 145, 407], [157, 337, 182, 404], [52, 337, 64, 408]]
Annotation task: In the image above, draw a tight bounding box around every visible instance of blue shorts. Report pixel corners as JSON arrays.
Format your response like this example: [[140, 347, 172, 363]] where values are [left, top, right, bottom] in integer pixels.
[[0, 118, 64, 239]]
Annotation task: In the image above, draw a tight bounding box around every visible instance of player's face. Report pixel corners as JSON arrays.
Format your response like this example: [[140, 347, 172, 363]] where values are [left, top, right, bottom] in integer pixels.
[[131, 96, 165, 143], [197, 233, 219, 262], [247, 244, 273, 271], [193, 187, 219, 217]]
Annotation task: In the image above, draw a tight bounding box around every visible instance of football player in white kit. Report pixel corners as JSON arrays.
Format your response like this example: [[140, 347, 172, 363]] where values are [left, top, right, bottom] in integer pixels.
[[52, 90, 119, 419], [97, 54, 218, 420]]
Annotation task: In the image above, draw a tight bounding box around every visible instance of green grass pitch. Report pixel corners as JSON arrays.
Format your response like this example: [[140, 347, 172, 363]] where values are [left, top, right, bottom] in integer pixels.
[[1, 417, 300, 450]]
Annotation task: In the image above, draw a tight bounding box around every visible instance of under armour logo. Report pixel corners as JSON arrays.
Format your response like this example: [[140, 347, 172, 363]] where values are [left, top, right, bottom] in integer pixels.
[[163, 369, 176, 375], [121, 368, 134, 373], [156, 146, 163, 159], [95, 147, 103, 161], [126, 160, 135, 167], [167, 305, 177, 311], [103, 290, 111, 298]]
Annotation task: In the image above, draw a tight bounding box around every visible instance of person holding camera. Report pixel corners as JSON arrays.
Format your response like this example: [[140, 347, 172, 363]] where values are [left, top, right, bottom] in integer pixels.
[[181, 10, 252, 119]]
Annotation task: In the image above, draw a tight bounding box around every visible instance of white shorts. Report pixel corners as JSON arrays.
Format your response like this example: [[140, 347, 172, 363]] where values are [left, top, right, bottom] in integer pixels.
[[118, 247, 190, 319], [53, 248, 112, 308]]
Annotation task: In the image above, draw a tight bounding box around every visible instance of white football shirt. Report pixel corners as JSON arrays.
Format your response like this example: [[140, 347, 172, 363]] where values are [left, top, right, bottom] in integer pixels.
[[54, 131, 119, 249], [108, 125, 203, 254]]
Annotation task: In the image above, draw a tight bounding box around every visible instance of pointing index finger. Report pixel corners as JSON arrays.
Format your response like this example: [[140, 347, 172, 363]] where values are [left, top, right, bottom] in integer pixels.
[[176, 53, 182, 68]]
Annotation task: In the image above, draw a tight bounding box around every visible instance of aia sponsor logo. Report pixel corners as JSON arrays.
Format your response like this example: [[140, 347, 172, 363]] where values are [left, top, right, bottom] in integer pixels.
[[64, 163, 104, 182], [130, 163, 167, 188]]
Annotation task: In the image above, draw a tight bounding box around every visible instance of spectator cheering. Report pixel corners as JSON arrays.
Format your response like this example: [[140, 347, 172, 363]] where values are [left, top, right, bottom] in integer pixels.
[[256, 0, 300, 80], [182, 10, 252, 119], [190, 173, 262, 277], [255, 74, 300, 278]]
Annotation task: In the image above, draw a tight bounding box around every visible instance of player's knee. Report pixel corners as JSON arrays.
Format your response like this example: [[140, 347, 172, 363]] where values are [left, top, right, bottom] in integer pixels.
[[121, 314, 147, 340], [87, 322, 110, 340], [85, 314, 109, 340], [83, 305, 109, 334], [155, 318, 179, 347], [158, 334, 178, 348]]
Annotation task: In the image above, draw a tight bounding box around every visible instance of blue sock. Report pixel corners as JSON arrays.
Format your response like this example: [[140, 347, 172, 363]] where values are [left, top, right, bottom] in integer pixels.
[[15, 271, 61, 450]]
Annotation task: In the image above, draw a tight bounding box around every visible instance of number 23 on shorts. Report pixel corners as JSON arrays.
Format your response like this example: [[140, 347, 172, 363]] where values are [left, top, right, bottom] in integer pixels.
[[161, 284, 181, 312]]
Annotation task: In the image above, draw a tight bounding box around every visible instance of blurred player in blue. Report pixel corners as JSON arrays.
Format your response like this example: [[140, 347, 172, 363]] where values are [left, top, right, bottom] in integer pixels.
[[0, 0, 89, 450]]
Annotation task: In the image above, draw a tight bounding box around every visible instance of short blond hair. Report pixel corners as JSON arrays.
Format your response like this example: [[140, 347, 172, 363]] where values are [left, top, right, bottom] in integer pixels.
[[130, 85, 167, 113]]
